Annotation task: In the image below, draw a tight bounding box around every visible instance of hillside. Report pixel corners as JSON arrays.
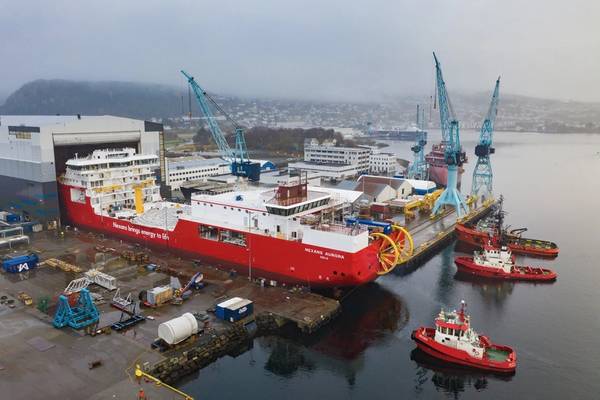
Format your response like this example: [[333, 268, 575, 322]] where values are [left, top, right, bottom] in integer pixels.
[[0, 79, 183, 119], [2, 79, 600, 133]]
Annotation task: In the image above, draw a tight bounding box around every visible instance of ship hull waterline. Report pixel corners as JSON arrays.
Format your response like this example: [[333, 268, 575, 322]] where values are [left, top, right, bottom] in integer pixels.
[[454, 256, 557, 282], [455, 223, 559, 258]]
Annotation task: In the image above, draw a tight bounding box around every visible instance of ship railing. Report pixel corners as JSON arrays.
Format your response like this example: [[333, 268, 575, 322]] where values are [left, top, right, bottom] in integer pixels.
[[311, 223, 366, 236]]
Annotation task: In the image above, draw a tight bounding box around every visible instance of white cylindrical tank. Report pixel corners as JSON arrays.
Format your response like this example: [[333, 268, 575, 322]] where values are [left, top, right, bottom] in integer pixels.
[[158, 312, 198, 345]]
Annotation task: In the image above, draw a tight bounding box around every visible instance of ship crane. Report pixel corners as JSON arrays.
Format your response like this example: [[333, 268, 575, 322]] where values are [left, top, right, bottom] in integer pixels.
[[407, 104, 428, 180], [431, 52, 468, 217], [181, 70, 261, 181], [471, 77, 500, 202]]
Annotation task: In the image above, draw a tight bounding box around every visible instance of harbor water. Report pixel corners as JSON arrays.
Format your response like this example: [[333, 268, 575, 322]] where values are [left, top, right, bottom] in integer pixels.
[[181, 131, 600, 399]]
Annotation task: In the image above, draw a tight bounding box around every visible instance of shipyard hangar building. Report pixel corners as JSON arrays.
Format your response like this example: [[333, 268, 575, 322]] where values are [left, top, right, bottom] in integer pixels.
[[0, 115, 165, 224]]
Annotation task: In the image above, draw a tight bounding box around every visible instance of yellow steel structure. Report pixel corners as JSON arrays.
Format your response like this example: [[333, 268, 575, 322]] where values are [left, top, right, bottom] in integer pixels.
[[465, 194, 477, 208], [404, 198, 423, 219], [422, 189, 443, 211], [93, 183, 123, 194], [134, 364, 193, 400], [134, 187, 144, 214], [133, 179, 154, 214], [369, 225, 414, 275]]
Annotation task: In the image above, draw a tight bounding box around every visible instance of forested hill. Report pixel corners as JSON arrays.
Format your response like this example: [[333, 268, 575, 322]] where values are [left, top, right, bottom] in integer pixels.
[[0, 79, 183, 119]]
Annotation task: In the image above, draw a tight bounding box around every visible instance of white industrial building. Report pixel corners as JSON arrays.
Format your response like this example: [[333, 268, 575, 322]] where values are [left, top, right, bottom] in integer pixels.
[[369, 152, 397, 175], [287, 161, 362, 181], [304, 138, 370, 173], [259, 169, 323, 186], [0, 115, 163, 223], [292, 139, 398, 181], [166, 157, 230, 190], [356, 175, 414, 200]]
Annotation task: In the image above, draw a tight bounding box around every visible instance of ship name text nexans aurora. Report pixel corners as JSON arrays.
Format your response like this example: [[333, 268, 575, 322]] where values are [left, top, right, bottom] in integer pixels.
[[58, 148, 411, 287]]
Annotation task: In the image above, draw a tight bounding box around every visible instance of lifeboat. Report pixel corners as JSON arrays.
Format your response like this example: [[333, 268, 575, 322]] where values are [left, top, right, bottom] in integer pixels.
[[455, 245, 557, 282], [412, 301, 516, 373]]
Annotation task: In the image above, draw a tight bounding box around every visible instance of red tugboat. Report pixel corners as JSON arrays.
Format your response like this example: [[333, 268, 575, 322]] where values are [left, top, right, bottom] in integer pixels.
[[456, 196, 559, 258], [412, 302, 516, 373], [455, 245, 557, 282]]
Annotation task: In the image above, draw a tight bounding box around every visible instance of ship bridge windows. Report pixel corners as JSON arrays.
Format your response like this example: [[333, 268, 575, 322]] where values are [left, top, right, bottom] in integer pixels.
[[266, 198, 330, 217]]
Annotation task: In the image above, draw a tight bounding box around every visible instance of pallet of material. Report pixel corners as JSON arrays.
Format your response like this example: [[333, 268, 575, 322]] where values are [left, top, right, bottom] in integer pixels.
[[42, 258, 82, 273]]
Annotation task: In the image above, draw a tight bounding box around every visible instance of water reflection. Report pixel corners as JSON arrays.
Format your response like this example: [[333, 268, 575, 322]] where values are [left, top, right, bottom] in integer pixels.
[[410, 348, 512, 398], [454, 272, 515, 308], [261, 283, 408, 385], [435, 246, 457, 305]]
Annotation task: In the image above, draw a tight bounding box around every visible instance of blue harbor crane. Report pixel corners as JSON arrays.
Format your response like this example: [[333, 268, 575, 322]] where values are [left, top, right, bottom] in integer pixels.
[[471, 77, 500, 201], [407, 105, 428, 180], [431, 53, 468, 217], [181, 70, 261, 181]]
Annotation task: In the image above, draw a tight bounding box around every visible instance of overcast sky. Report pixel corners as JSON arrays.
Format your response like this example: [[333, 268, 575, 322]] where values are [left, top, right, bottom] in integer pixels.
[[1, 0, 599, 102]]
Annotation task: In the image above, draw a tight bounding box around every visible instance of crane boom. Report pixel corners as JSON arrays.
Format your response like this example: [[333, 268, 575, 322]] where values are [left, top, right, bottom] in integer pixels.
[[181, 70, 260, 181], [471, 77, 500, 200], [433, 52, 456, 145], [480, 77, 500, 147], [431, 52, 468, 218], [181, 70, 235, 162], [407, 104, 428, 180]]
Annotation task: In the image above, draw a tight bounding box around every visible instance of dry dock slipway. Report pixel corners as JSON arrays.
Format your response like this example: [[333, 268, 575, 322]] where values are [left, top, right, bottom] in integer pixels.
[[0, 201, 493, 400]]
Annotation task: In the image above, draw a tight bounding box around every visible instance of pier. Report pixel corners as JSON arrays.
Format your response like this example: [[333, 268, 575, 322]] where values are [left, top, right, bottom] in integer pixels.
[[397, 200, 496, 272]]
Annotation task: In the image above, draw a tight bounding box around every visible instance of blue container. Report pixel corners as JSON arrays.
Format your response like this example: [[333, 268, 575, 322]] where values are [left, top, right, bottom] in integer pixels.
[[216, 297, 254, 322], [5, 213, 21, 223], [2, 253, 39, 273]]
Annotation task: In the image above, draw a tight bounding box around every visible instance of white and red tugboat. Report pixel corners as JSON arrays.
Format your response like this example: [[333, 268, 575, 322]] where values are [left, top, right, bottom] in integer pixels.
[[455, 245, 557, 282], [58, 148, 413, 287], [412, 302, 516, 373]]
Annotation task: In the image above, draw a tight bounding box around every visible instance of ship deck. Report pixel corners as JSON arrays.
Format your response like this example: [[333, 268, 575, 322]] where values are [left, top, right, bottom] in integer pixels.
[[132, 203, 191, 230], [486, 347, 511, 361]]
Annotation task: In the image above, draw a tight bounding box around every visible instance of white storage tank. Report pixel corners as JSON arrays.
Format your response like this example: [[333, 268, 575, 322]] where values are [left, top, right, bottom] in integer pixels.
[[158, 312, 198, 345]]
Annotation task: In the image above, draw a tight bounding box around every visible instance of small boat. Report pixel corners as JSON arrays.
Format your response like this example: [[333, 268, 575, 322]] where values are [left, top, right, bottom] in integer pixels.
[[456, 223, 559, 258], [456, 196, 559, 258], [412, 302, 516, 373], [455, 245, 557, 282]]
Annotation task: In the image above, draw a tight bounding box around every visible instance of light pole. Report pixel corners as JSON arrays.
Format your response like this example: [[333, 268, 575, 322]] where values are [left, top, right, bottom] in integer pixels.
[[247, 212, 252, 282]]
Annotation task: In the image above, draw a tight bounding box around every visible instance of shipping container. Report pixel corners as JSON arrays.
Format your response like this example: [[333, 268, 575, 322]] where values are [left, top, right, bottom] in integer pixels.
[[2, 253, 38, 273], [147, 286, 173, 306], [216, 297, 253, 322], [0, 212, 21, 223]]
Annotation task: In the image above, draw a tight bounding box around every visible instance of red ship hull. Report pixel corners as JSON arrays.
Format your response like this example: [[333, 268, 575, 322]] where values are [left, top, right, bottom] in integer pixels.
[[425, 144, 464, 188], [454, 256, 557, 282], [58, 184, 381, 288], [455, 223, 559, 258], [412, 327, 516, 373]]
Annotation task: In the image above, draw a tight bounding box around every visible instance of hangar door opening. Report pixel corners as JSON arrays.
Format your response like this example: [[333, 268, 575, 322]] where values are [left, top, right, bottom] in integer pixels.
[[53, 130, 142, 222]]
